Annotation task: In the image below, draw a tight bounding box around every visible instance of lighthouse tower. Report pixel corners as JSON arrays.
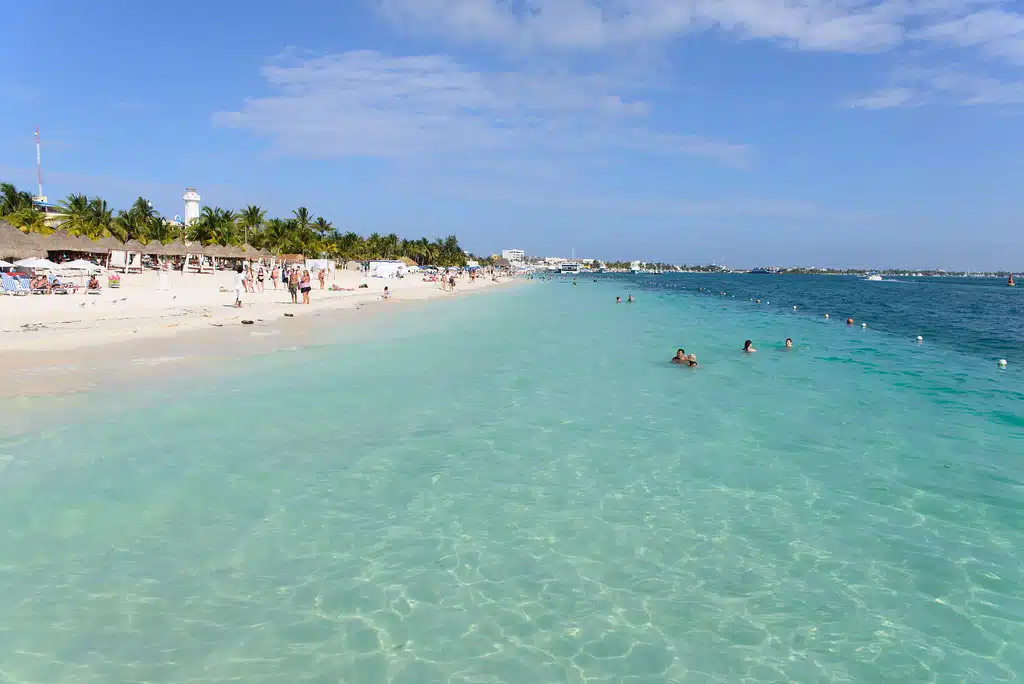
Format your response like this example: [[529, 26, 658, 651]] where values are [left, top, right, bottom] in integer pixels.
[[182, 187, 200, 225]]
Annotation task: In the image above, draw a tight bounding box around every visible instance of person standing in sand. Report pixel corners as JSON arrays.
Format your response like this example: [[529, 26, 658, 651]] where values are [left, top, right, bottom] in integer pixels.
[[288, 268, 300, 304], [300, 269, 312, 304], [233, 266, 245, 308], [271, 266, 279, 290], [318, 269, 326, 290], [256, 265, 265, 293]]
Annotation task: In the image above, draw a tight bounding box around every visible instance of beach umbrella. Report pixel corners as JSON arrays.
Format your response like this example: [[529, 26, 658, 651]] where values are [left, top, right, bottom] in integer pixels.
[[124, 239, 146, 252], [92, 236, 123, 251], [14, 257, 60, 270], [57, 259, 104, 273], [142, 241, 165, 255], [0, 259, 12, 268]]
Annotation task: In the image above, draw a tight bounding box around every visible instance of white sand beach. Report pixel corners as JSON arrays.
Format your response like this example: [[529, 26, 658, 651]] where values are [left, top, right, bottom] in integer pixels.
[[2, 268, 516, 353]]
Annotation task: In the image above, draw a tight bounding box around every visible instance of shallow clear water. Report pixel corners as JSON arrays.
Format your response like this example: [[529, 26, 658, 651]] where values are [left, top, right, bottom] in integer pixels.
[[1, 279, 1022, 683]]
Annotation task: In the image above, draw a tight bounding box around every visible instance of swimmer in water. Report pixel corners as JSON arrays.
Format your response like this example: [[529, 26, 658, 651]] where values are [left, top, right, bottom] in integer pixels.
[[784, 338, 793, 349], [686, 353, 699, 367], [628, 295, 634, 303], [616, 296, 621, 303], [671, 349, 687, 364], [743, 339, 757, 353]]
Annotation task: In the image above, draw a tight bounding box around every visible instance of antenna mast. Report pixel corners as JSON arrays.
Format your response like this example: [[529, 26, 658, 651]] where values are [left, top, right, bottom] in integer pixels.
[[34, 126, 44, 200]]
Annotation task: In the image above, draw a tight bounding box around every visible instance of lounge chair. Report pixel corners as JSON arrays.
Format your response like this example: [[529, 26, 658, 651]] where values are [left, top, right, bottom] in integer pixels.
[[1, 274, 29, 296], [30, 279, 50, 294]]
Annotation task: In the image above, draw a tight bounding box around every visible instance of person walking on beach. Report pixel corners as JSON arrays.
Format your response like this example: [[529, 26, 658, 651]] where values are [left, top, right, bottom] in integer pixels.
[[300, 269, 312, 304], [257, 265, 265, 293], [449, 274, 456, 292], [271, 266, 279, 290], [288, 268, 300, 304], [233, 265, 244, 308], [318, 269, 326, 290]]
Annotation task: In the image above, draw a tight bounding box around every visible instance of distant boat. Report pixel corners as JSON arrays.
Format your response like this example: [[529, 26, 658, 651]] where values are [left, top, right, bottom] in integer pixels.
[[1010, 275, 1016, 287], [867, 274, 883, 281], [749, 267, 780, 275], [557, 262, 580, 274]]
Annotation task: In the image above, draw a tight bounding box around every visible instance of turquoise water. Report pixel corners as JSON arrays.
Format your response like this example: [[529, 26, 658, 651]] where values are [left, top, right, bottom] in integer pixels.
[[1, 279, 1022, 683]]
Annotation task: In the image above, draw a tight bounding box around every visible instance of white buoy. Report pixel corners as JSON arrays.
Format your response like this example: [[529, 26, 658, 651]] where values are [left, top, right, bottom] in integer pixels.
[[917, 336, 923, 343], [825, 314, 829, 319], [862, 322, 867, 328], [793, 306, 797, 309], [998, 359, 1007, 367]]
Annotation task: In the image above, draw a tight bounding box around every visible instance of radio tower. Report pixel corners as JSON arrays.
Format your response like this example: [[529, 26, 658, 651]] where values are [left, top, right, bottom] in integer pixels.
[[33, 126, 45, 202]]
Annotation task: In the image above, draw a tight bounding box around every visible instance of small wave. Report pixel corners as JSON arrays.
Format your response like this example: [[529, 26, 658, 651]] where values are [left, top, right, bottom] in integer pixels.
[[132, 356, 186, 367]]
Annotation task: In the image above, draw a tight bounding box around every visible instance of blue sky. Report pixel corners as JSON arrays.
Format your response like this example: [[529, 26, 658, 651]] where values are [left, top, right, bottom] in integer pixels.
[[2, 0, 1023, 269]]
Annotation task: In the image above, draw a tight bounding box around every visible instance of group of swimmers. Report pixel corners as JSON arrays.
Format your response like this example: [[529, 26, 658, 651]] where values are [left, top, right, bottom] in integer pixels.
[[615, 295, 634, 303], [674, 338, 794, 367]]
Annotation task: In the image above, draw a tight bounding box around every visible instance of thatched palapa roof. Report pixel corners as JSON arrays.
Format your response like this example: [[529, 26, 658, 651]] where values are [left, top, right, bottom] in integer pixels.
[[123, 239, 146, 252], [141, 241, 165, 255], [161, 241, 188, 256], [0, 220, 46, 260]]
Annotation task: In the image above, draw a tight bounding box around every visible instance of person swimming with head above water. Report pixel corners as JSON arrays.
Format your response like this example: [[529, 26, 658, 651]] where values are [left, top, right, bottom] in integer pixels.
[[616, 296, 621, 303], [628, 295, 634, 303], [686, 353, 699, 367], [784, 338, 793, 349], [743, 339, 757, 353], [671, 349, 687, 364]]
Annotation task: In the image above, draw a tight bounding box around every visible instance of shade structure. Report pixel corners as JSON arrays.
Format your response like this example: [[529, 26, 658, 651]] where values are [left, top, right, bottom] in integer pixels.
[[259, 248, 272, 258], [0, 259, 12, 268], [57, 259, 104, 273], [92, 236, 124, 251], [123, 239, 146, 252], [14, 257, 60, 270], [44, 229, 80, 252], [0, 220, 47, 260], [141, 240, 165, 255], [160, 241, 188, 256]]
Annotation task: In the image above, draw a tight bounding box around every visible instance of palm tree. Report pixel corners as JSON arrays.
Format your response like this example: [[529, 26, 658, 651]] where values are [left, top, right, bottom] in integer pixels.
[[5, 206, 47, 233], [0, 183, 34, 218], [88, 198, 116, 239], [57, 194, 93, 236], [313, 216, 333, 240], [238, 204, 265, 246]]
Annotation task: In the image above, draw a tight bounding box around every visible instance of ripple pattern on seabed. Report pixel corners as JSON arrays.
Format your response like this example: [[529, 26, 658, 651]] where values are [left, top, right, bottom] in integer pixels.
[[0, 279, 1022, 683]]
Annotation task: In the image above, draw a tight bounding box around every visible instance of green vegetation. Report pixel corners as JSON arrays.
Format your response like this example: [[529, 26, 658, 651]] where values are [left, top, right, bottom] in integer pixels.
[[0, 182, 470, 266]]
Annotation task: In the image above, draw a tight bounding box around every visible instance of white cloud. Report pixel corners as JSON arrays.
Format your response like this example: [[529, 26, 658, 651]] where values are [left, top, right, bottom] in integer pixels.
[[845, 86, 919, 109], [915, 8, 1024, 63], [845, 65, 1024, 107], [377, 0, 1024, 60], [214, 50, 750, 168]]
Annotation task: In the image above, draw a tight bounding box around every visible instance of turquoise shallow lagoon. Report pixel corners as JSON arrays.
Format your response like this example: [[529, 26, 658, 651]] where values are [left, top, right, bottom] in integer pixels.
[[1, 277, 1022, 683]]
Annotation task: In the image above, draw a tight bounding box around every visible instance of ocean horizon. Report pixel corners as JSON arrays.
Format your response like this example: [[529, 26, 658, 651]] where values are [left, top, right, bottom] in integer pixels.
[[1, 274, 1021, 683]]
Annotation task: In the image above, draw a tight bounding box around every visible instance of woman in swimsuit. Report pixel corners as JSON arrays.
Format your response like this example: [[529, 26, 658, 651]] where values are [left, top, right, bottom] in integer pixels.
[[257, 266, 265, 293], [318, 269, 326, 290], [300, 270, 312, 304]]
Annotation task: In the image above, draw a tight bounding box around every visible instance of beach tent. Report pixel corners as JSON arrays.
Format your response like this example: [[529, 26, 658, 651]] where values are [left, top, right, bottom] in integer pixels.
[[183, 243, 215, 273], [343, 260, 362, 271], [368, 260, 408, 279]]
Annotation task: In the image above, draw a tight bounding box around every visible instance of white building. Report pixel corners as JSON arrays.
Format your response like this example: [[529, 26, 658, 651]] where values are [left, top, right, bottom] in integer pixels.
[[502, 249, 525, 265], [182, 187, 201, 226]]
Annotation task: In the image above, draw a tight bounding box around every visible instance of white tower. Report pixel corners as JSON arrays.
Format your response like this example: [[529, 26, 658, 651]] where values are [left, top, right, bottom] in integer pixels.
[[182, 186, 200, 225]]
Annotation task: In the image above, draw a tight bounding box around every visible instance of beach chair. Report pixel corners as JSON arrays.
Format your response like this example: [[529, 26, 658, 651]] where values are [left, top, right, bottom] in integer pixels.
[[1, 274, 29, 296], [30, 279, 49, 294]]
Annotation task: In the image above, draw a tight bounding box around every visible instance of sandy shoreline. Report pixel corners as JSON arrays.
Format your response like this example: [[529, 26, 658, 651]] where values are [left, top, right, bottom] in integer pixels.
[[1, 269, 521, 396]]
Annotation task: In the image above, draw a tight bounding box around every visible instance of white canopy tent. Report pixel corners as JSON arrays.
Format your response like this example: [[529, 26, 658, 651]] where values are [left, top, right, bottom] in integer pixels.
[[0, 259, 12, 268]]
